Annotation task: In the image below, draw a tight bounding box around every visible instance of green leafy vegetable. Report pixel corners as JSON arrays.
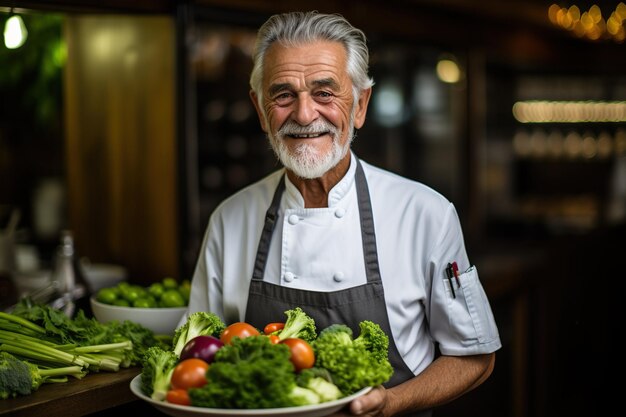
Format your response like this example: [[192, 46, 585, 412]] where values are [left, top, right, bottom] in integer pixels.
[[288, 386, 321, 406], [297, 368, 343, 402], [189, 335, 302, 408], [312, 320, 393, 395], [172, 312, 226, 357], [8, 299, 166, 367], [276, 307, 317, 343], [0, 351, 86, 399], [353, 320, 391, 364], [140, 346, 178, 401]]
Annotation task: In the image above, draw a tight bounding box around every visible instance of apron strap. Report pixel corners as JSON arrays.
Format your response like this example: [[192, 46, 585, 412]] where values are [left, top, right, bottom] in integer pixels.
[[355, 158, 381, 283], [252, 175, 285, 281]]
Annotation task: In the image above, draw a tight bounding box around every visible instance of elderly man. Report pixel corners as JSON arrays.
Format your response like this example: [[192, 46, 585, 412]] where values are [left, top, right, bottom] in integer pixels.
[[186, 11, 501, 416]]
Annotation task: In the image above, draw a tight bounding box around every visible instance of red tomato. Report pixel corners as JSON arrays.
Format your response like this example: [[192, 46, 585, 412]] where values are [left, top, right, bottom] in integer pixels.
[[280, 337, 315, 372], [166, 388, 191, 406], [170, 358, 209, 390], [268, 334, 280, 344], [263, 322, 285, 334], [220, 322, 260, 345]]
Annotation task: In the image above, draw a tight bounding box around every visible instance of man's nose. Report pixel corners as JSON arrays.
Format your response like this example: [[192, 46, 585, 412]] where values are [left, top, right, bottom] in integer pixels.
[[292, 95, 318, 125]]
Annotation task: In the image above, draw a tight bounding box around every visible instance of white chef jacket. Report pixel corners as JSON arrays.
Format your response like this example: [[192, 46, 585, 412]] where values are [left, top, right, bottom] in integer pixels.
[[186, 152, 501, 375]]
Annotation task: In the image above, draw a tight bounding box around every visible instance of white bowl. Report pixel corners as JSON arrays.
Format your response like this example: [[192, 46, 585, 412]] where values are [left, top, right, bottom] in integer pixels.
[[90, 296, 186, 335], [82, 263, 128, 292]]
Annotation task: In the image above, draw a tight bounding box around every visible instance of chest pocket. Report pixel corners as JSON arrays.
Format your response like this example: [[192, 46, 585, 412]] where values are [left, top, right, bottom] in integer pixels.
[[445, 266, 499, 345]]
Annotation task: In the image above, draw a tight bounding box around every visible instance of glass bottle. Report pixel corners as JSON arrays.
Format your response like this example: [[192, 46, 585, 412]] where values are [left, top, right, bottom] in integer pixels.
[[50, 230, 90, 317]]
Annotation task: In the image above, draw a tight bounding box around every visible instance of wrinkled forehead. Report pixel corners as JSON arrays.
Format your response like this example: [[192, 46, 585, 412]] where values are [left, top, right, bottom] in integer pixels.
[[262, 40, 349, 86]]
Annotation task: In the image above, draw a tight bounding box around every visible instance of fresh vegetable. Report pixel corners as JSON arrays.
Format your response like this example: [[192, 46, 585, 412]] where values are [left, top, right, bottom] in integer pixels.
[[275, 307, 317, 343], [0, 308, 136, 372], [134, 307, 393, 410], [166, 388, 191, 405], [8, 299, 166, 368], [0, 351, 86, 399], [162, 277, 178, 289], [172, 312, 226, 357], [171, 358, 209, 390], [279, 337, 315, 372], [297, 367, 343, 402], [140, 346, 178, 401], [263, 322, 285, 334], [160, 289, 186, 308], [219, 322, 260, 345], [188, 335, 300, 408], [352, 320, 392, 364], [95, 277, 190, 308], [0, 351, 31, 399], [179, 335, 223, 363], [312, 321, 393, 395], [288, 386, 321, 405]]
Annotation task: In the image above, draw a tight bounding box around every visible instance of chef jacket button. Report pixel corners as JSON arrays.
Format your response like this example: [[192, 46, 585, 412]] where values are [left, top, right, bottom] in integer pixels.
[[333, 272, 345, 282], [288, 214, 299, 225], [284, 272, 295, 282], [334, 208, 346, 218]]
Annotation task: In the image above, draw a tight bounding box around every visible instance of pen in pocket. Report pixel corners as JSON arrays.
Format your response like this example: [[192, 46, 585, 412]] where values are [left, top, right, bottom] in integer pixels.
[[451, 261, 461, 287], [445, 263, 456, 298]]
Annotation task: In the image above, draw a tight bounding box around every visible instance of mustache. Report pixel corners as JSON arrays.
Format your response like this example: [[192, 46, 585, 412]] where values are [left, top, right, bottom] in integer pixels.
[[277, 119, 339, 137]]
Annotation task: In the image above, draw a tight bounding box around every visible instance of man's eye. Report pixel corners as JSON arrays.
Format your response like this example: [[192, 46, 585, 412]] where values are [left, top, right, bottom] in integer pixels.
[[315, 91, 333, 102], [274, 93, 294, 105]]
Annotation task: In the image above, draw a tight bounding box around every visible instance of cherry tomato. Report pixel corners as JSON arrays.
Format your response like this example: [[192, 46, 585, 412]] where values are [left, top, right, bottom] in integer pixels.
[[263, 322, 285, 334], [220, 322, 260, 345], [170, 358, 209, 390], [268, 334, 280, 344], [166, 388, 191, 406], [280, 337, 315, 372]]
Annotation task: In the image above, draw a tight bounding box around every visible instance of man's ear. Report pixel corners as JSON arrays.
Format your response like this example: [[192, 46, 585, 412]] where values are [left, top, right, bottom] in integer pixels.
[[353, 87, 372, 129], [249, 90, 268, 132]]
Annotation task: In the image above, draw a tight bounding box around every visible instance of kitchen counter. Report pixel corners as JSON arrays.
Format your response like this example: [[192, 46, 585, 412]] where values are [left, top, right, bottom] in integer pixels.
[[0, 366, 141, 417]]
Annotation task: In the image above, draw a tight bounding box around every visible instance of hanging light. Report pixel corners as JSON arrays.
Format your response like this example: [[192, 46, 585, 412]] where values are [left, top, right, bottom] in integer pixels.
[[4, 10, 28, 49]]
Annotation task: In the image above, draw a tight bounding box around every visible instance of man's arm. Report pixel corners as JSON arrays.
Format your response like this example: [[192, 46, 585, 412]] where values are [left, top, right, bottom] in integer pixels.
[[342, 352, 496, 416]]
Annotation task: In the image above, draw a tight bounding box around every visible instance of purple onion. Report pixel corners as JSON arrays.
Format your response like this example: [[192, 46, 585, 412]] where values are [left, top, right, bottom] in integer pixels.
[[180, 335, 224, 363]]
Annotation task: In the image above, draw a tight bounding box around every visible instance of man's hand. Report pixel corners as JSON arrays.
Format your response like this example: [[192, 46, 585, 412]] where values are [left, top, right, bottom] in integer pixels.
[[329, 352, 495, 416], [331, 385, 388, 417]]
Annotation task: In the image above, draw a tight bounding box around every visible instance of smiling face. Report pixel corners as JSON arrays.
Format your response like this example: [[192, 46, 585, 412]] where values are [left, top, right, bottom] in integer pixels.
[[250, 40, 371, 179]]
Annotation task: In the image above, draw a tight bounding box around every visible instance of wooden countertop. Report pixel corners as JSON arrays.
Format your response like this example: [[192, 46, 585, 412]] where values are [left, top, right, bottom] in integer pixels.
[[0, 366, 141, 417]]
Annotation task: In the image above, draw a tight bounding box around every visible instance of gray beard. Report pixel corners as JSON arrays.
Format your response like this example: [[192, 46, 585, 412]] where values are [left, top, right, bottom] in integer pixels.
[[268, 118, 354, 179]]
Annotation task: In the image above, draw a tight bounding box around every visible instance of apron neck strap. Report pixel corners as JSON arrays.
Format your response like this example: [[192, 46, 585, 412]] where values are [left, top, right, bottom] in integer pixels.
[[355, 158, 381, 283], [252, 175, 285, 281]]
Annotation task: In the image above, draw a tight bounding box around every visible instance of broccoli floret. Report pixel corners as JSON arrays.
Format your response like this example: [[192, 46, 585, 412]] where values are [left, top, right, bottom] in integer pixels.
[[316, 323, 353, 346], [140, 346, 178, 401], [277, 307, 317, 343], [0, 352, 31, 399], [0, 352, 86, 399], [189, 336, 300, 409], [312, 321, 393, 395], [172, 311, 226, 357], [353, 320, 390, 364]]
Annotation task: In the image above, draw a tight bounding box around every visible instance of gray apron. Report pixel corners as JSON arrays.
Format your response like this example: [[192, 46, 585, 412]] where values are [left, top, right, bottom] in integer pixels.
[[245, 159, 420, 387]]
